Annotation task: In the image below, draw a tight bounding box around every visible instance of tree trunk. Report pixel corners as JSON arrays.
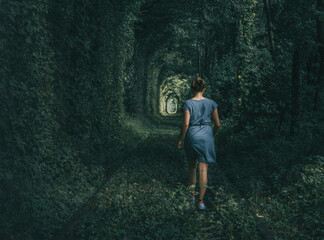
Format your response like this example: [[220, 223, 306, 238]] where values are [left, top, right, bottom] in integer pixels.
[[197, 40, 201, 76], [197, 0, 202, 77], [290, 49, 301, 135], [306, 53, 316, 85], [263, 0, 275, 57], [314, 0, 324, 111], [204, 44, 209, 78]]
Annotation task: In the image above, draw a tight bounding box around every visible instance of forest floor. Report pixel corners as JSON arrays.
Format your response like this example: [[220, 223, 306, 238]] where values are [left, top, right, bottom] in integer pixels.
[[52, 120, 267, 240], [51, 117, 323, 240]]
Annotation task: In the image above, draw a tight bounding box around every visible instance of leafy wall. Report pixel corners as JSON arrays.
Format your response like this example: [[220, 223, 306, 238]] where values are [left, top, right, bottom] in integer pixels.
[[0, 0, 323, 239]]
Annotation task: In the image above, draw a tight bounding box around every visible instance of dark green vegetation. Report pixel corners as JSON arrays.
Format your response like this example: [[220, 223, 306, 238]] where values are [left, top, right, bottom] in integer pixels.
[[0, 0, 323, 239]]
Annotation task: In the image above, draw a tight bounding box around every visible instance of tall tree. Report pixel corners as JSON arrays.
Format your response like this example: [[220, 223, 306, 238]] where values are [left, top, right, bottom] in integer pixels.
[[315, 0, 324, 110], [263, 0, 275, 57]]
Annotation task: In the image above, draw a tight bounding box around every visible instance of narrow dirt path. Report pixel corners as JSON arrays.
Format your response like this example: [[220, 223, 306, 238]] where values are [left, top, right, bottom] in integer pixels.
[[55, 125, 274, 240]]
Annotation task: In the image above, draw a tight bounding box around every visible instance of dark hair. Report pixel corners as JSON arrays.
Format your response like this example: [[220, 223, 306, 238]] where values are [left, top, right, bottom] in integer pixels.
[[191, 77, 206, 92]]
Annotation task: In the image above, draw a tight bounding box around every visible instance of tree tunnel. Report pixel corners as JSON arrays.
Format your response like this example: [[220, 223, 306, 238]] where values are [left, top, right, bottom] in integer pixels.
[[2, 0, 323, 239], [159, 75, 190, 116], [132, 0, 201, 119]]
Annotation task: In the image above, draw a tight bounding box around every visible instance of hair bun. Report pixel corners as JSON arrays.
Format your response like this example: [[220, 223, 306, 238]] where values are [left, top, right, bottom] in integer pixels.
[[191, 77, 206, 92]]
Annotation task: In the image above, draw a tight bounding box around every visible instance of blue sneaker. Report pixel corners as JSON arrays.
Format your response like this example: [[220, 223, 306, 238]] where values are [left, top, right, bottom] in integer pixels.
[[197, 201, 206, 210]]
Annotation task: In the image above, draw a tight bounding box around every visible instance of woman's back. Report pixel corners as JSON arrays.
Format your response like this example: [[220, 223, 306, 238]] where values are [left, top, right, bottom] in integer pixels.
[[181, 98, 218, 126], [181, 97, 218, 163]]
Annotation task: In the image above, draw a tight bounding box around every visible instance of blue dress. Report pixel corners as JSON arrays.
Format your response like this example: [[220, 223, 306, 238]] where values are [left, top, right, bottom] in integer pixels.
[[181, 98, 218, 163]]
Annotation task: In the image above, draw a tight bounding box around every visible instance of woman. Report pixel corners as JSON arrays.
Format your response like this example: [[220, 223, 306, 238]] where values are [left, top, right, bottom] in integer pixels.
[[177, 77, 220, 210]]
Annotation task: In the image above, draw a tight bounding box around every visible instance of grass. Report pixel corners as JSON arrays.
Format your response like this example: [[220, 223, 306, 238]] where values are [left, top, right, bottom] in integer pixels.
[[17, 116, 322, 240], [63, 123, 266, 240], [70, 131, 205, 240], [250, 156, 324, 240]]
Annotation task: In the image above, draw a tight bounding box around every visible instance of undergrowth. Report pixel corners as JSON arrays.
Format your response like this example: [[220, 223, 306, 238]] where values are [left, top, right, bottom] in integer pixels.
[[66, 128, 264, 240], [1, 116, 153, 240], [216, 119, 324, 240]]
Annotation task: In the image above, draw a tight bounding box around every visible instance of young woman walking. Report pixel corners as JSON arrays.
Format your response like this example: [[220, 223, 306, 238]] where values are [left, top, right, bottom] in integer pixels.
[[177, 77, 220, 210]]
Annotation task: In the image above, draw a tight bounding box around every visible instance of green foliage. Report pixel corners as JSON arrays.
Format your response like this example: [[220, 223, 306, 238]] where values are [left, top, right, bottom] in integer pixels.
[[1, 0, 322, 239], [252, 156, 324, 239], [215, 118, 323, 239], [1, 0, 144, 239]]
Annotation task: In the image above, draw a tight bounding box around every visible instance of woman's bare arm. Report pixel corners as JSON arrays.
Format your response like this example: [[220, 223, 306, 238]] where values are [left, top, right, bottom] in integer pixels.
[[212, 108, 220, 137], [177, 110, 190, 148]]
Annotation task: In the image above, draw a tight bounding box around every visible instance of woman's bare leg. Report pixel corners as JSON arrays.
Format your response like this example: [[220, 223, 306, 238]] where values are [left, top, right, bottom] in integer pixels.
[[198, 162, 208, 201], [188, 159, 197, 193]]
